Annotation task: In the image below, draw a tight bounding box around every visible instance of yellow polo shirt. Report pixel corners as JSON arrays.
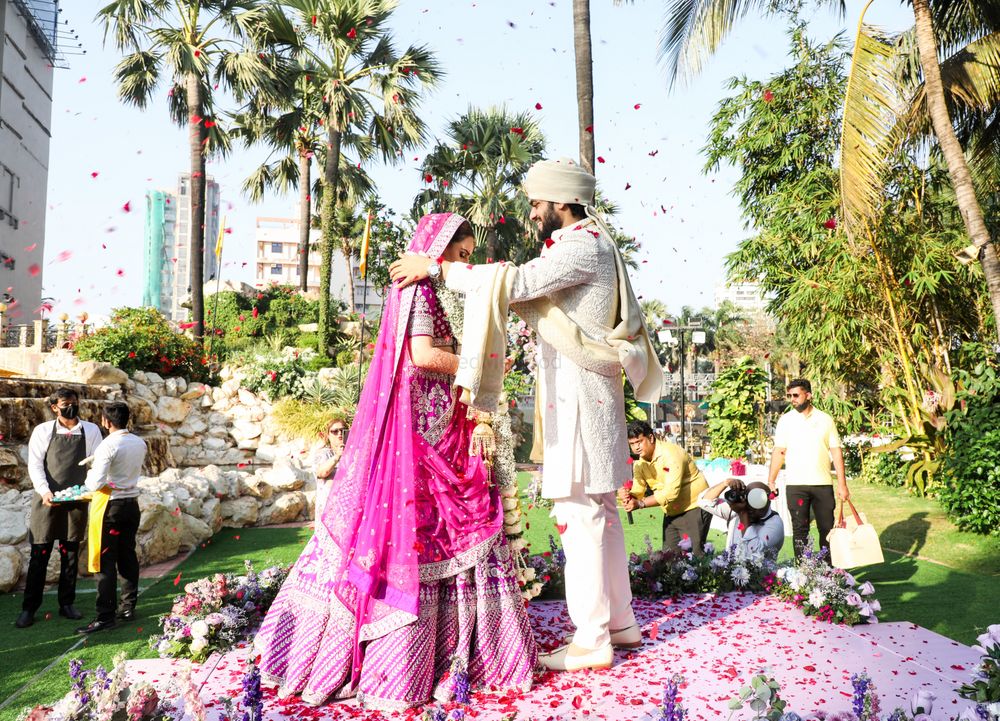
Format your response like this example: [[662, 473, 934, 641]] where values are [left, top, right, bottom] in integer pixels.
[[773, 407, 841, 485], [629, 439, 708, 517]]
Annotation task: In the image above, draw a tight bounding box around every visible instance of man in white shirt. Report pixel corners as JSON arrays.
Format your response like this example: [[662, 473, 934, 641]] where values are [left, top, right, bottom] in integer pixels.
[[77, 401, 146, 634], [767, 379, 849, 558], [16, 388, 103, 629]]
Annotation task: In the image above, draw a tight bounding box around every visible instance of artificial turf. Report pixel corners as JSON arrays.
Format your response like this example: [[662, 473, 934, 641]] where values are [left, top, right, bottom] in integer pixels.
[[1, 477, 996, 719]]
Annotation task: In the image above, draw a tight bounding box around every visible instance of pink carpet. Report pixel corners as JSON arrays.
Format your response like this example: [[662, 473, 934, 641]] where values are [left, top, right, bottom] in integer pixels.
[[126, 593, 981, 720]]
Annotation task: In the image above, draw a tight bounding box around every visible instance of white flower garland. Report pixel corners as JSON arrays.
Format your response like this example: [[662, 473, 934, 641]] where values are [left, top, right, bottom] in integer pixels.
[[436, 280, 541, 599]]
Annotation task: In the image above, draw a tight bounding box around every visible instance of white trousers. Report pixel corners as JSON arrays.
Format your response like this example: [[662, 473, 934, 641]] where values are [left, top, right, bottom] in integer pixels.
[[551, 482, 636, 649]]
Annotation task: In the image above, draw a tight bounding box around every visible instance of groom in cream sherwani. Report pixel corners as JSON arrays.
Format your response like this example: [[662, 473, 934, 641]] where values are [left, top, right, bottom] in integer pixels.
[[390, 157, 663, 671]]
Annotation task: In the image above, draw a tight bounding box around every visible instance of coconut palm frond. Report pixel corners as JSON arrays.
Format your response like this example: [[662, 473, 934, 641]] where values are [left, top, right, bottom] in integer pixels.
[[659, 0, 845, 87], [895, 31, 1000, 163], [839, 23, 906, 241], [934, 31, 1000, 111]]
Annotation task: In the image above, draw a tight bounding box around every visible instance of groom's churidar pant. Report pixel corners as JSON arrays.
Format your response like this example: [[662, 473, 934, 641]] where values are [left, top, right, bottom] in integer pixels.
[[552, 482, 637, 650]]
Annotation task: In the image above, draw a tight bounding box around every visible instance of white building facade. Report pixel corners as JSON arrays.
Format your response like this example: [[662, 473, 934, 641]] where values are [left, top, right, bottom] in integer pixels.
[[254, 217, 382, 317], [0, 0, 58, 317]]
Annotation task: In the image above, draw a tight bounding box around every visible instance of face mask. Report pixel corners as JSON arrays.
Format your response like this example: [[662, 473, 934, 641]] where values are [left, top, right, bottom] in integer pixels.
[[58, 404, 79, 420]]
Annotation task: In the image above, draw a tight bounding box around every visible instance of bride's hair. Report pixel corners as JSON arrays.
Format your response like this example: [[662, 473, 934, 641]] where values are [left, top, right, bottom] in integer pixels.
[[450, 221, 474, 243]]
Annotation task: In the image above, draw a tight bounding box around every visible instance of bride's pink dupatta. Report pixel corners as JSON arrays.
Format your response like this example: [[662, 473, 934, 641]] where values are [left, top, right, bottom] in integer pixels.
[[320, 213, 497, 682]]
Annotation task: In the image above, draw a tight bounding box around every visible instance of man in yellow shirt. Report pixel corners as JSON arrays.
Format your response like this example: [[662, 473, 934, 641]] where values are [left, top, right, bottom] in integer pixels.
[[767, 379, 849, 559], [620, 421, 711, 556]]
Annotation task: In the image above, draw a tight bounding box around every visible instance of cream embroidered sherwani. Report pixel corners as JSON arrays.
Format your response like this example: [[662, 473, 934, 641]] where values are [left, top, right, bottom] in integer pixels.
[[446, 222, 629, 499], [446, 220, 637, 649]]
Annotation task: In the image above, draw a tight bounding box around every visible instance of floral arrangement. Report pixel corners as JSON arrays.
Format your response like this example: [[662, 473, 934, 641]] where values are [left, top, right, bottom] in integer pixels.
[[725, 673, 789, 720], [614, 538, 879, 626], [150, 561, 288, 662], [16, 653, 196, 721], [526, 535, 568, 600], [715, 659, 999, 721], [767, 548, 879, 626], [627, 535, 778, 598]]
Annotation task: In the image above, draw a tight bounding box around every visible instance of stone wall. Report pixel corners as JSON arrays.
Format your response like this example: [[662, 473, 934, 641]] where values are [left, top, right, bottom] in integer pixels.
[[0, 358, 324, 594]]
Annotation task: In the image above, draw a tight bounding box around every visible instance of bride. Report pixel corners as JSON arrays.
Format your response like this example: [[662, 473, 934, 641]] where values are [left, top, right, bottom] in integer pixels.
[[254, 213, 537, 711]]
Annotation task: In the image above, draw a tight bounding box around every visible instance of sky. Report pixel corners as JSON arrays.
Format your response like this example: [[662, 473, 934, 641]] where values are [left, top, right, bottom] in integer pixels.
[[40, 0, 915, 322]]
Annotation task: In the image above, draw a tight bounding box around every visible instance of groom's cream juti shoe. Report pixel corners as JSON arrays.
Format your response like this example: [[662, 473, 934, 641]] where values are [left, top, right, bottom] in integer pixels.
[[561, 624, 643, 649], [539, 643, 614, 672]]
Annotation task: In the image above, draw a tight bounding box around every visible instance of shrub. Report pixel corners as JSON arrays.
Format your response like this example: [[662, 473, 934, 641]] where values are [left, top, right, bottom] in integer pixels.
[[706, 356, 768, 458], [939, 362, 1000, 535], [205, 286, 320, 352], [241, 357, 307, 401], [335, 349, 356, 368], [858, 449, 909, 488], [74, 307, 214, 383], [271, 398, 345, 441]]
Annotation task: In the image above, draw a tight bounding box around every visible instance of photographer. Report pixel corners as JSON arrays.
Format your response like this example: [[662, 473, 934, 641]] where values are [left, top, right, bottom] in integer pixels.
[[621, 421, 711, 556], [697, 478, 784, 555]]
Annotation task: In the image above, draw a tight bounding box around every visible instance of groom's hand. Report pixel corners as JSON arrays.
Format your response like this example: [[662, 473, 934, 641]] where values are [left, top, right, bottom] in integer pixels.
[[389, 253, 431, 288]]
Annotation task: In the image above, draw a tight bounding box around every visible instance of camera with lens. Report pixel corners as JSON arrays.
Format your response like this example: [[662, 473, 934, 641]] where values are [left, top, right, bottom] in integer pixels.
[[724, 486, 748, 505]]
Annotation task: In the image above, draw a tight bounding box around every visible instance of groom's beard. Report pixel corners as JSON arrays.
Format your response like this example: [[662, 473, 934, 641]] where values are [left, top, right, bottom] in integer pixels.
[[793, 400, 812, 413], [538, 208, 563, 243]]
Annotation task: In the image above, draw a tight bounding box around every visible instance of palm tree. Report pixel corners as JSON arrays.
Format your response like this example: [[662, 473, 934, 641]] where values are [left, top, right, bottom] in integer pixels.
[[414, 106, 546, 263], [699, 300, 747, 372], [660, 0, 1000, 336], [231, 64, 326, 292], [572, 0, 633, 173], [98, 0, 286, 339], [573, 0, 596, 173], [231, 77, 376, 295], [281, 0, 440, 349]]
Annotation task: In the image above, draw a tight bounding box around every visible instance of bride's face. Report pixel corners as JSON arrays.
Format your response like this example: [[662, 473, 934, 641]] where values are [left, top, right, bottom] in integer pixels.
[[441, 234, 476, 263]]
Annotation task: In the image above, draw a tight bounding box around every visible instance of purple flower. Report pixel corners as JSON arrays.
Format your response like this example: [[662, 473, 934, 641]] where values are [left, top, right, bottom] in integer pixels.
[[239, 658, 263, 721]]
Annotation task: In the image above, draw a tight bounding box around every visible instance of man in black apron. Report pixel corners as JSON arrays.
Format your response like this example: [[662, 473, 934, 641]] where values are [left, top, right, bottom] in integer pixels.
[[16, 388, 103, 628]]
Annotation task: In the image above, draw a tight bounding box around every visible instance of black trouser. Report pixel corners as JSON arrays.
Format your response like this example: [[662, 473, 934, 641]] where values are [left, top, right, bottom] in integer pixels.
[[95, 499, 141, 622], [22, 540, 80, 613], [786, 485, 836, 559], [662, 507, 712, 557]]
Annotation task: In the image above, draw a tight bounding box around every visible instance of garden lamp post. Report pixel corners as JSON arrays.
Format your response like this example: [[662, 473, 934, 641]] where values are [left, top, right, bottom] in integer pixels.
[[660, 318, 704, 450]]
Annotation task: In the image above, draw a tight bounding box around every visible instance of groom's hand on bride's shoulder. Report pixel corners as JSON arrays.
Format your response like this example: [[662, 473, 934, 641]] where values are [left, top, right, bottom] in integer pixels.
[[389, 253, 430, 288]]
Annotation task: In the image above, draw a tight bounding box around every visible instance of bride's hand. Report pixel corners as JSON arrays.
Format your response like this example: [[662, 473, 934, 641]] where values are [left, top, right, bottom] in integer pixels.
[[504, 356, 515, 373], [389, 253, 431, 288]]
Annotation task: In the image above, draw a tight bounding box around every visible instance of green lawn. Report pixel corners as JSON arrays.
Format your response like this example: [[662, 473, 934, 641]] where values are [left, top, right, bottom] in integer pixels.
[[0, 527, 312, 721], [1, 477, 996, 719], [518, 472, 999, 646]]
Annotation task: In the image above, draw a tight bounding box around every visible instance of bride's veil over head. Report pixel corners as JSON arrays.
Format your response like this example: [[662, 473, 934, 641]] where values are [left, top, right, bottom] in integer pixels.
[[319, 213, 468, 657]]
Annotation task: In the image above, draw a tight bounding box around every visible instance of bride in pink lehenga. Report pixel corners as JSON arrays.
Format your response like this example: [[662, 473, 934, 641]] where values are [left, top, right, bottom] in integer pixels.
[[254, 213, 537, 711]]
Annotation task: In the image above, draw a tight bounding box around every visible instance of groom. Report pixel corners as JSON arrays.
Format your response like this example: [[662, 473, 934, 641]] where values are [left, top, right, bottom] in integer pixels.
[[390, 157, 662, 671]]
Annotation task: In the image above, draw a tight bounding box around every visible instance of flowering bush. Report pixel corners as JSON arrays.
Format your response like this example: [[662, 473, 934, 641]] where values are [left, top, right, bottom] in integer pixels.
[[74, 307, 215, 383], [239, 355, 308, 401], [150, 561, 288, 662], [956, 626, 1000, 718], [15, 653, 183, 721], [627, 535, 778, 598], [768, 548, 879, 625], [526, 535, 567, 600], [618, 538, 879, 626]]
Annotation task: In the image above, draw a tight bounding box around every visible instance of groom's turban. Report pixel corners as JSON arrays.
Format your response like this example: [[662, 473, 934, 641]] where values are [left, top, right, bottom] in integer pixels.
[[523, 157, 596, 206]]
